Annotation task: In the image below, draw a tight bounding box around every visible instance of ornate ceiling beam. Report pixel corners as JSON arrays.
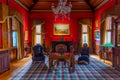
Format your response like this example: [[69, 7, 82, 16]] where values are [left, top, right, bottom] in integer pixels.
[[84, 0, 94, 12], [29, 0, 39, 12]]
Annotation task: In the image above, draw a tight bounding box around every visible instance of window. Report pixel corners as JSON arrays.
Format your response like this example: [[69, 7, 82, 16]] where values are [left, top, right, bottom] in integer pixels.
[[105, 31, 111, 43], [35, 24, 42, 44], [82, 25, 88, 45], [36, 25, 41, 33], [105, 17, 112, 43], [106, 17, 112, 30], [82, 25, 87, 33], [12, 32, 17, 47], [82, 34, 88, 43], [12, 18, 18, 47], [36, 35, 41, 44]]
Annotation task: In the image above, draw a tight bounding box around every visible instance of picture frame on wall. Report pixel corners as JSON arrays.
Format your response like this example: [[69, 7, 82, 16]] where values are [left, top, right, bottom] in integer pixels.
[[95, 30, 100, 40], [54, 24, 70, 35]]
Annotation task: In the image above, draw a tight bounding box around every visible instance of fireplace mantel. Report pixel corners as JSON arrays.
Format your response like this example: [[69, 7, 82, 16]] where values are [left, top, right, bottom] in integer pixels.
[[52, 41, 72, 52]]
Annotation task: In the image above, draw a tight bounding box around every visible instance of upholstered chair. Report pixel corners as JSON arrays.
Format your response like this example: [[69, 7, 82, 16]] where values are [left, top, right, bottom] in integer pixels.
[[32, 44, 45, 62], [78, 43, 90, 64]]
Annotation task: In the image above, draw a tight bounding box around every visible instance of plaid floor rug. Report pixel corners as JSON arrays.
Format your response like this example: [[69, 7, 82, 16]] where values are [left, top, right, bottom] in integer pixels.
[[10, 56, 120, 80]]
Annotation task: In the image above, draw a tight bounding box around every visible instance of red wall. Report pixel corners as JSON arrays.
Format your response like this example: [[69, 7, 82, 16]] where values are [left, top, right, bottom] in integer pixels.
[[29, 12, 93, 43], [44, 17, 79, 42], [0, 0, 6, 4]]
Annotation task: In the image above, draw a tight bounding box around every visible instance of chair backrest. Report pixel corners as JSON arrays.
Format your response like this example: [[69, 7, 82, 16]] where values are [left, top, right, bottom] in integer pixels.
[[55, 44, 67, 53], [81, 48, 89, 55], [33, 44, 43, 56], [81, 43, 89, 56]]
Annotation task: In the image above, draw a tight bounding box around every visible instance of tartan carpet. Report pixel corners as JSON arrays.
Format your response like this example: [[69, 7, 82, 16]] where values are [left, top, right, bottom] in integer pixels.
[[10, 56, 120, 80]]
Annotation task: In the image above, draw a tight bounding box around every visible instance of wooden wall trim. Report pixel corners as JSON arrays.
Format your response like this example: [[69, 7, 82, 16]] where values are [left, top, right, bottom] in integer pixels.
[[113, 47, 120, 71]]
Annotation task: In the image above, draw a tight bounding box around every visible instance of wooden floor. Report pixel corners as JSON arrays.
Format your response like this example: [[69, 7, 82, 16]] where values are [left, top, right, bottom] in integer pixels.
[[91, 54, 112, 66], [0, 54, 112, 80], [0, 55, 31, 80]]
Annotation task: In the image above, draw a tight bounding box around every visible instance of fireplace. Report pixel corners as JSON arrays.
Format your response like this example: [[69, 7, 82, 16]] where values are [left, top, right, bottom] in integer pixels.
[[52, 41, 72, 52]]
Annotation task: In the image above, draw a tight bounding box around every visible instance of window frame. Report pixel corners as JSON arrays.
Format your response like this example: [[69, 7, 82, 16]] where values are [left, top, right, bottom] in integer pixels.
[[82, 24, 88, 45], [35, 24, 42, 44], [105, 16, 112, 44]]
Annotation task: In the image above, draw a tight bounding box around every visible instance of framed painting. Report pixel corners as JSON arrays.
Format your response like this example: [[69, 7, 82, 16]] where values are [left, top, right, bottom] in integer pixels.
[[54, 24, 70, 35]]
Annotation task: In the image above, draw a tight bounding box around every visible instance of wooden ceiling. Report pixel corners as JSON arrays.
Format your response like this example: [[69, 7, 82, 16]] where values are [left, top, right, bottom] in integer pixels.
[[15, 0, 108, 12]]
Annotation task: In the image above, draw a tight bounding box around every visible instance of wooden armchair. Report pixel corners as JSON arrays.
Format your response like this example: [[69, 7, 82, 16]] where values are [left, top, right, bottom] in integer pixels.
[[55, 44, 67, 55], [55, 44, 68, 66]]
